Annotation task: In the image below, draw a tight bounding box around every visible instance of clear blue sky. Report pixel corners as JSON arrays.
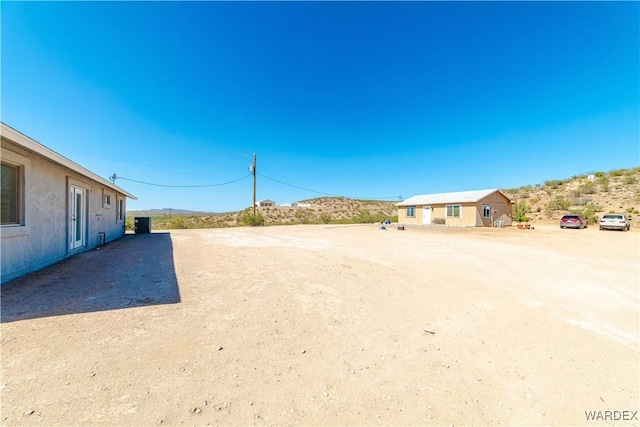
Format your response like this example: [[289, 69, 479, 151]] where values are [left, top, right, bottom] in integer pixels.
[[2, 1, 638, 212]]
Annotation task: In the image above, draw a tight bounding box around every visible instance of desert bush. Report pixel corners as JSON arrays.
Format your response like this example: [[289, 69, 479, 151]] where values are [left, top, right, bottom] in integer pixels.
[[170, 217, 189, 229], [571, 196, 593, 206], [544, 179, 567, 189], [294, 209, 313, 224], [547, 197, 571, 211], [609, 168, 629, 177], [125, 216, 135, 231], [354, 210, 375, 223], [239, 211, 265, 226], [512, 201, 531, 223], [579, 182, 597, 194], [579, 204, 603, 224], [596, 175, 610, 192], [623, 175, 638, 185], [320, 212, 332, 224]]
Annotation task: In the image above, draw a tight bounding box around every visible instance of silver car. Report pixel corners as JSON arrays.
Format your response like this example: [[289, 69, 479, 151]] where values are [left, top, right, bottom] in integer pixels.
[[599, 214, 631, 231]]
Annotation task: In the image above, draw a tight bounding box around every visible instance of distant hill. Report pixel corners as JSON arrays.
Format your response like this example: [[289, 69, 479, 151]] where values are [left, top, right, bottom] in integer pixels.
[[128, 167, 640, 229]]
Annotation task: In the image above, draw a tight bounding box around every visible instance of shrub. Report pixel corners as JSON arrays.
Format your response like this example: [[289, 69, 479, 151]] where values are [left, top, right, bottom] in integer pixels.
[[239, 211, 265, 226], [609, 168, 628, 177], [125, 216, 135, 231], [623, 175, 638, 185], [544, 179, 567, 189], [581, 204, 603, 224], [547, 197, 571, 211], [512, 201, 531, 223], [354, 210, 375, 223], [571, 196, 592, 206], [320, 212, 332, 224], [294, 209, 313, 224], [170, 217, 189, 229], [596, 176, 610, 192], [579, 182, 597, 194]]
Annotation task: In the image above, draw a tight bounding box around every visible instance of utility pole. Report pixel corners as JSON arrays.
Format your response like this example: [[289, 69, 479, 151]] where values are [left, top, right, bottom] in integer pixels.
[[250, 153, 257, 215]]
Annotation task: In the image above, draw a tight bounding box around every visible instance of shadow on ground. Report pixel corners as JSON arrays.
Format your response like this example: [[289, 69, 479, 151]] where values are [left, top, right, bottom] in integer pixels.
[[1, 233, 180, 323]]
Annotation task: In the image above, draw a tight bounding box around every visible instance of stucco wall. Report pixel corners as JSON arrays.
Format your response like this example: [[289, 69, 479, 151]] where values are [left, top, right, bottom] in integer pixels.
[[476, 193, 513, 227], [1, 140, 127, 283], [397, 191, 513, 227], [398, 203, 475, 226]]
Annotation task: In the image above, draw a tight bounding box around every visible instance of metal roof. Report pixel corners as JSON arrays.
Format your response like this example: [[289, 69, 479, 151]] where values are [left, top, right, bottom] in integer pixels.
[[1, 123, 137, 200], [397, 189, 510, 206]]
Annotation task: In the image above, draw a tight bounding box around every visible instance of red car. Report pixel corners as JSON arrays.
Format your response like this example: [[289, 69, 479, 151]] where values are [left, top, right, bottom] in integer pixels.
[[560, 214, 588, 229]]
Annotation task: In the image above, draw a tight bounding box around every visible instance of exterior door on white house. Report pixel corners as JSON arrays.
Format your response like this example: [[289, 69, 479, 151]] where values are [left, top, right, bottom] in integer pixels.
[[69, 185, 86, 250], [422, 206, 432, 225]]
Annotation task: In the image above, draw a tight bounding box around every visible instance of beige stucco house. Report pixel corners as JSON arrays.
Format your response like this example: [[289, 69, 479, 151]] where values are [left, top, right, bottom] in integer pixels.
[[1, 123, 136, 283], [397, 189, 513, 227]]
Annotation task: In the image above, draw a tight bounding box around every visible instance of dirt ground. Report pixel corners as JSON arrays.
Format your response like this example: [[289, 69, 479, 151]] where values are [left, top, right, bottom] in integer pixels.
[[1, 223, 638, 426]]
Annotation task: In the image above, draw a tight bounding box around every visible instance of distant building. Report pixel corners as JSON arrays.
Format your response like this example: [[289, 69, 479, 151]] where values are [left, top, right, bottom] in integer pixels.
[[1, 123, 137, 283], [397, 189, 513, 227], [255, 199, 276, 207], [292, 202, 312, 208]]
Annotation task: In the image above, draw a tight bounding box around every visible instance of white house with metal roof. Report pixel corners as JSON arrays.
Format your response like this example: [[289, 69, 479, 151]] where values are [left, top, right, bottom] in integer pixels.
[[255, 199, 276, 207], [1, 123, 137, 283], [397, 189, 513, 227]]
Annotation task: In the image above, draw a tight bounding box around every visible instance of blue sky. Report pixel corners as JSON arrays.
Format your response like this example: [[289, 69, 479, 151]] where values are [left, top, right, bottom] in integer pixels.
[[2, 1, 638, 212]]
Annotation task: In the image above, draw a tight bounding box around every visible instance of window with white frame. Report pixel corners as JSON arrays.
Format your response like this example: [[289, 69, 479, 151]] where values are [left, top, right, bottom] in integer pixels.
[[406, 206, 416, 217], [483, 204, 491, 218], [446, 204, 461, 218], [1, 162, 22, 225], [103, 189, 112, 208]]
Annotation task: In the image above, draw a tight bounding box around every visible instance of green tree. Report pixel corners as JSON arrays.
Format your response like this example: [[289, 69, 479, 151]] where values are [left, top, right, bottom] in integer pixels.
[[512, 201, 531, 223]]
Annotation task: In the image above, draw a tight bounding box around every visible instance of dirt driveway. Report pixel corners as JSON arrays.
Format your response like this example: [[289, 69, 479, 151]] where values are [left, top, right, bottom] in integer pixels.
[[1, 224, 638, 426]]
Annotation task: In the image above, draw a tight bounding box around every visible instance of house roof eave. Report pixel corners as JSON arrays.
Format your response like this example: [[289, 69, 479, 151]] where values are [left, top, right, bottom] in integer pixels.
[[1, 123, 137, 200]]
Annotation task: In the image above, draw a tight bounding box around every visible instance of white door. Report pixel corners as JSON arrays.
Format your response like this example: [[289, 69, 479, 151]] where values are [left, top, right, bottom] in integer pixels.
[[69, 185, 86, 250], [422, 206, 432, 225]]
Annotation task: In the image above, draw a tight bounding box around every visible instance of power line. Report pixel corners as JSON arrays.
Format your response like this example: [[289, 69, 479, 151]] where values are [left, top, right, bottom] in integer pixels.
[[109, 173, 251, 188], [257, 172, 340, 197], [257, 172, 402, 200]]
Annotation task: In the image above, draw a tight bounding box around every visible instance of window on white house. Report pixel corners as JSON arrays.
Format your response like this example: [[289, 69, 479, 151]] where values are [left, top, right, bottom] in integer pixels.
[[117, 197, 125, 222], [406, 206, 415, 217], [446, 204, 461, 218], [1, 162, 21, 225], [103, 189, 112, 208], [483, 205, 491, 218]]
